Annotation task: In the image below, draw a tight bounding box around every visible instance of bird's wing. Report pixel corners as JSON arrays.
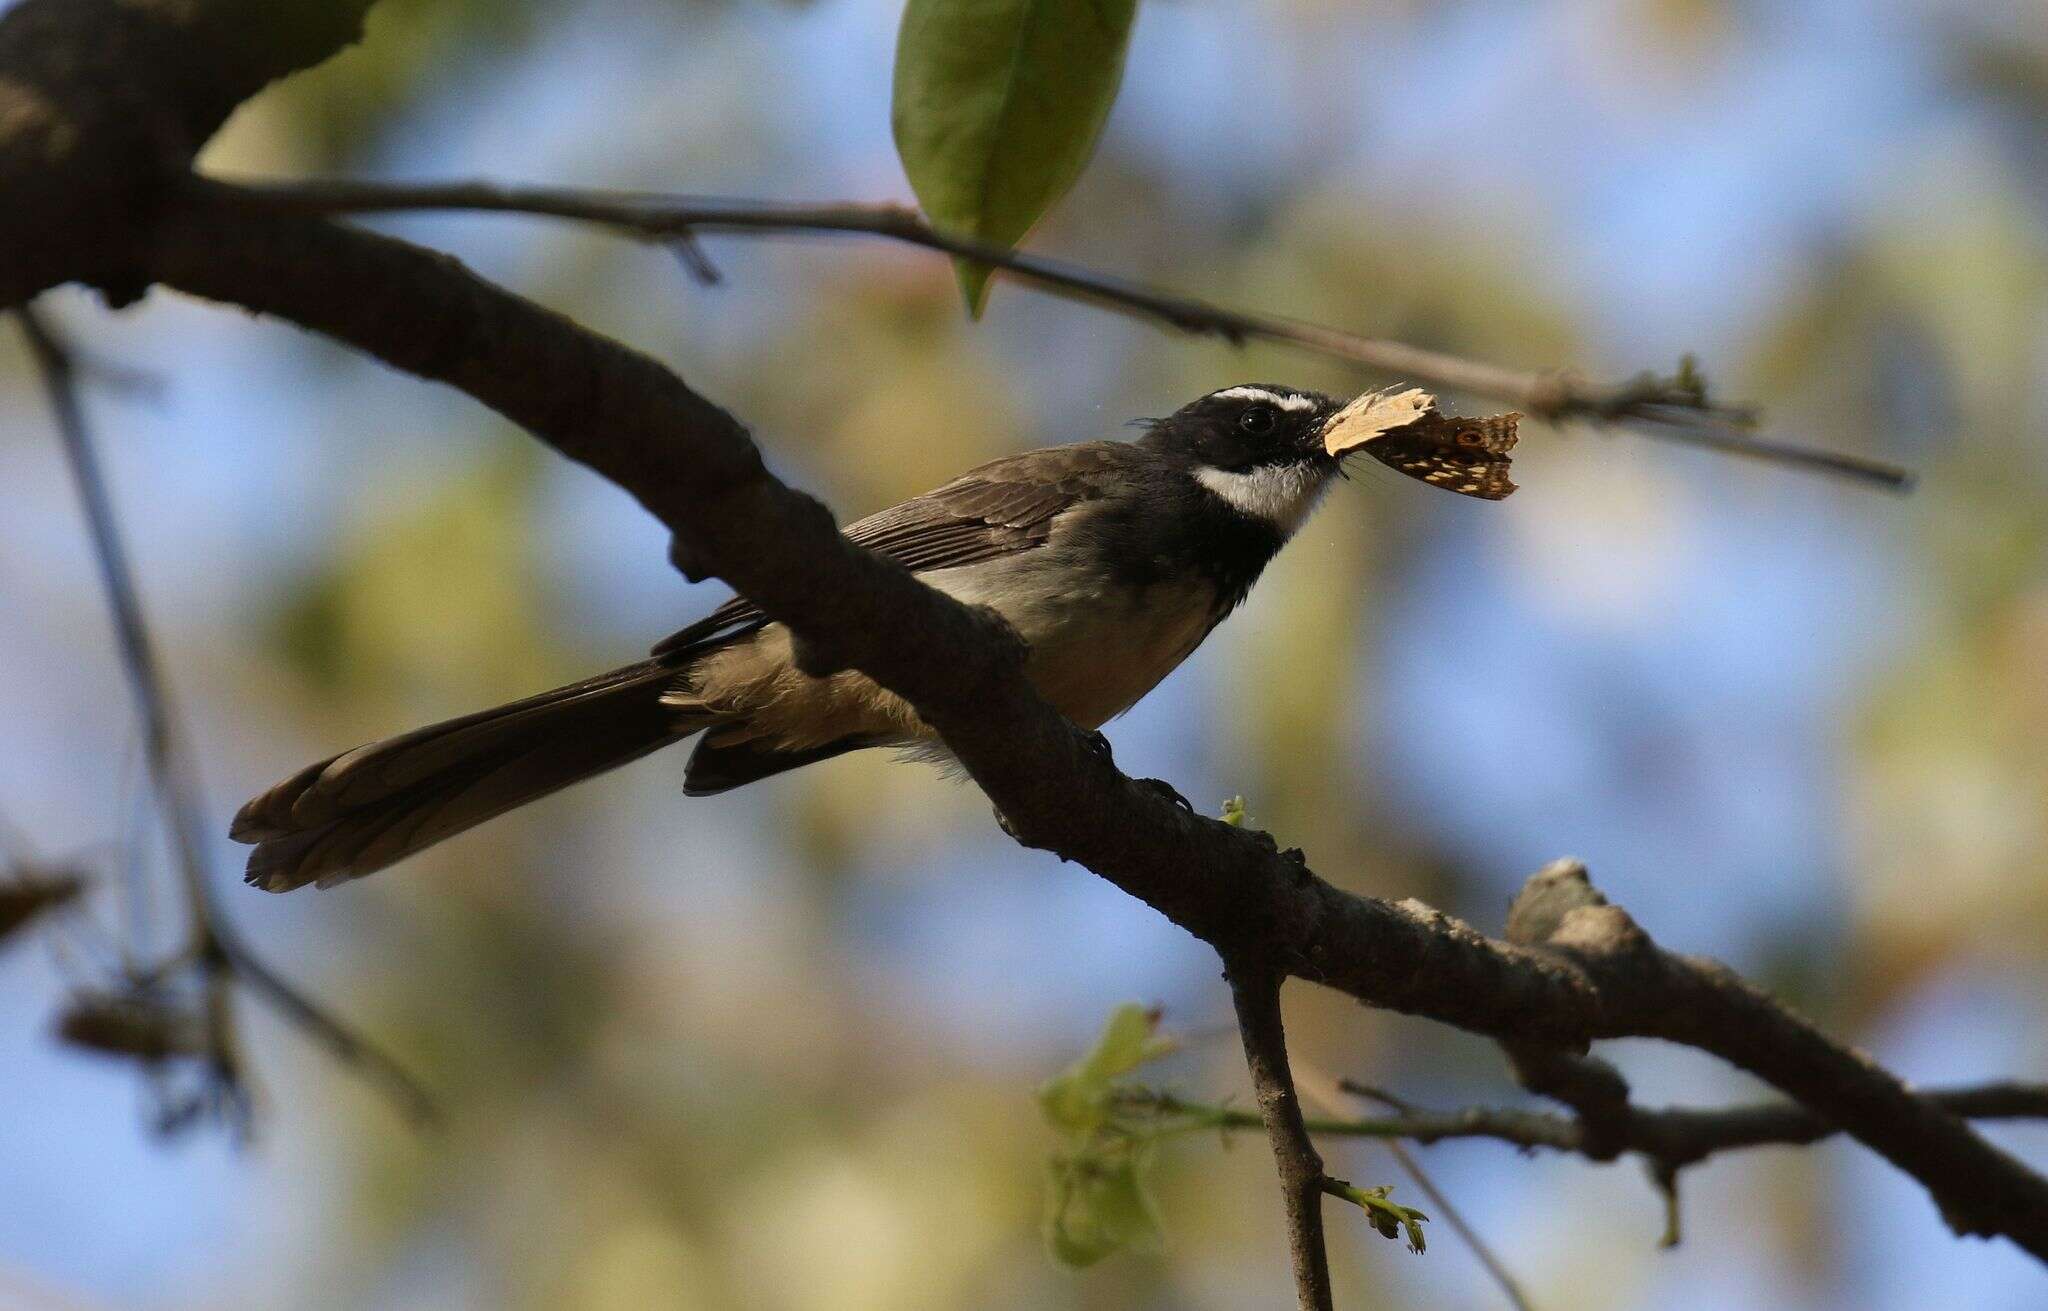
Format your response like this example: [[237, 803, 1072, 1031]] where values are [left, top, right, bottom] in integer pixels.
[[650, 441, 1139, 661]]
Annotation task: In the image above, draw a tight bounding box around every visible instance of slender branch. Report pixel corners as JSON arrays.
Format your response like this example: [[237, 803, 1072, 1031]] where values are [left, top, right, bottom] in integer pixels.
[[17, 308, 216, 955], [223, 176, 1912, 491], [13, 305, 437, 1129], [1229, 967, 1334, 1311], [1500, 1045, 1634, 1160], [1303, 1073, 1531, 1311], [1121, 1082, 2048, 1166], [1129, 1073, 2048, 1258], [1379, 1139, 1533, 1311], [213, 933, 440, 1127]]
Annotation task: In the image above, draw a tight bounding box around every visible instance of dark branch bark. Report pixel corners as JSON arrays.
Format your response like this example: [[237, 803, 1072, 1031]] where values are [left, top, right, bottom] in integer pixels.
[[128, 183, 2048, 1260], [1501, 1044, 1635, 1160], [0, 0, 374, 306], [1495, 861, 2048, 1247], [1499, 872, 1643, 1161]]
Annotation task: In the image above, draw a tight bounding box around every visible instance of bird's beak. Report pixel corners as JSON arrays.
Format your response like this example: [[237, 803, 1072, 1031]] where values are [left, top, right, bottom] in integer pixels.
[[1319, 386, 1437, 458]]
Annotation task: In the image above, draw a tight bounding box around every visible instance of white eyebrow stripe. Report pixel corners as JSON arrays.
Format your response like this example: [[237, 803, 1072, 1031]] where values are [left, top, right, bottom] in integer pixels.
[[1212, 386, 1316, 413]]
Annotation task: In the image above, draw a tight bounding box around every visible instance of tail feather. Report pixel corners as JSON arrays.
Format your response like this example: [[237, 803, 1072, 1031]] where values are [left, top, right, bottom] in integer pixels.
[[682, 732, 877, 796], [237, 661, 704, 892]]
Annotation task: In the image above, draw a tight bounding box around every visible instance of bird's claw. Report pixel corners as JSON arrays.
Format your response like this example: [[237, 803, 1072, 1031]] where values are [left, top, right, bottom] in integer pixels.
[[1138, 777, 1194, 813], [1077, 728, 1115, 763]]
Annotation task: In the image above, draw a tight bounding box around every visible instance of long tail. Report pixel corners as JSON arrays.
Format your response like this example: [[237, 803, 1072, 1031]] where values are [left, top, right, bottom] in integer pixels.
[[232, 660, 706, 892]]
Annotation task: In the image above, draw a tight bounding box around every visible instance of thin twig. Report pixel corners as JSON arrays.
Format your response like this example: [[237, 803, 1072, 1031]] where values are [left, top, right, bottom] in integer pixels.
[[1501, 1043, 1634, 1161], [1122, 1085, 1583, 1148], [1381, 1138, 1536, 1311], [1118, 1081, 2048, 1171], [223, 177, 1913, 491], [17, 304, 245, 1125], [1228, 966, 1335, 1311], [17, 309, 220, 963], [1649, 1159, 1683, 1248], [1303, 1065, 1531, 1310], [13, 305, 438, 1129], [1336, 1079, 1419, 1116], [1142, 1066, 2045, 1262], [216, 935, 440, 1127]]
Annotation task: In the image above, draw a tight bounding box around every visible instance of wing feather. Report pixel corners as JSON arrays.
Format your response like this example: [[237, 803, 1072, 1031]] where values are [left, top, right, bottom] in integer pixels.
[[650, 442, 1135, 660]]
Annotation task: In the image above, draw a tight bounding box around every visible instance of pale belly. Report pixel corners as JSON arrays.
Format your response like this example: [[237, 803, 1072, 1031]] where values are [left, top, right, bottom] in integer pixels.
[[945, 556, 1220, 729], [677, 552, 1223, 749]]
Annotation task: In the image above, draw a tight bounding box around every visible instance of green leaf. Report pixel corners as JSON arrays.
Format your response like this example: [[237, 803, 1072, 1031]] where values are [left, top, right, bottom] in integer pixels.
[[1036, 1006, 1178, 1266], [1043, 1150, 1164, 1267], [1038, 1003, 1175, 1136], [1326, 1179, 1430, 1255], [891, 0, 1140, 315]]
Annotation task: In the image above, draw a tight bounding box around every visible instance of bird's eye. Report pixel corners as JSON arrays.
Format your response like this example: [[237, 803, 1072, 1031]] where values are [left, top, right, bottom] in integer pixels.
[[1238, 404, 1278, 435]]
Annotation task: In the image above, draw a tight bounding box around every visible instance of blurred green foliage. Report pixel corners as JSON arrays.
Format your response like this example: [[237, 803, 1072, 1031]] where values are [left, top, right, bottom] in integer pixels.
[[1036, 1006, 1430, 1267], [269, 449, 554, 701], [1038, 1004, 1177, 1267]]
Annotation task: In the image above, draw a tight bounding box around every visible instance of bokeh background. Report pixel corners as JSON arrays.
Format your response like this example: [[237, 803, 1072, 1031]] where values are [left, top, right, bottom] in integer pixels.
[[4, 0, 2047, 1307]]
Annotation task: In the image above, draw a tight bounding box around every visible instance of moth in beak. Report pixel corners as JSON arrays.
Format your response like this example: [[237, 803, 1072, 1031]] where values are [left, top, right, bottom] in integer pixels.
[[1321, 386, 1522, 500]]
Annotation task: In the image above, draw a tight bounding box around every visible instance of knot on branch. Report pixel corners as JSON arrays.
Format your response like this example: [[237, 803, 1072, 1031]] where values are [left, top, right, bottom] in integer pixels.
[[1505, 858, 1602, 945], [1549, 903, 1654, 964], [1503, 1041, 1634, 1160], [1506, 857, 1654, 967], [1501, 860, 1652, 1160]]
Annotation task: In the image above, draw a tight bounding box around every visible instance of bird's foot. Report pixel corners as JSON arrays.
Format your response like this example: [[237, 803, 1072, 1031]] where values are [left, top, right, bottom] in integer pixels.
[[1137, 777, 1194, 813], [1077, 727, 1115, 763]]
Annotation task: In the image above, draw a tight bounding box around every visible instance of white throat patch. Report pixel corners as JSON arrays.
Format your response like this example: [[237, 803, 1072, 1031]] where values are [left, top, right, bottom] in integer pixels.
[[1195, 463, 1332, 534]]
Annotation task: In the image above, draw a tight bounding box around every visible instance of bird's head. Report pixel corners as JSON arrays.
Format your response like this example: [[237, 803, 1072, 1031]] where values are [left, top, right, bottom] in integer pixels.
[[1140, 383, 1344, 534]]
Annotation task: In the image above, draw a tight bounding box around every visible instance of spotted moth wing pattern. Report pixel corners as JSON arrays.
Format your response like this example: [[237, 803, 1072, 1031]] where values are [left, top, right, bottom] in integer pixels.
[[1364, 411, 1521, 500]]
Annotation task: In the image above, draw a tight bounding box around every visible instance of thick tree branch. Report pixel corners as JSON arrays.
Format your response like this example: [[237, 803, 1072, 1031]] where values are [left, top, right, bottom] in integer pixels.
[[1490, 861, 2048, 1248], [127, 185, 2048, 1260], [225, 176, 1912, 490], [0, 0, 374, 307]]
